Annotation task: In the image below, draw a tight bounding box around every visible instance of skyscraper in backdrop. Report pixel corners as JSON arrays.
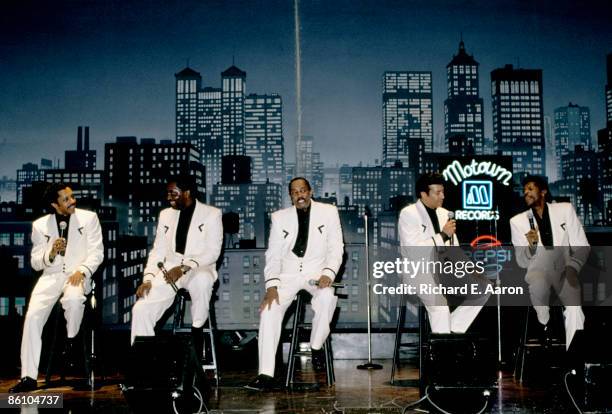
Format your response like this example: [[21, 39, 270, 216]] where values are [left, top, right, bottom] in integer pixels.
[[444, 40, 485, 154], [382, 71, 433, 167], [491, 65, 545, 178]]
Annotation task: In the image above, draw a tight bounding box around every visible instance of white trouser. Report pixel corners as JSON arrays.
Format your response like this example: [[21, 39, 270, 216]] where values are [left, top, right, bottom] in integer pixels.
[[526, 270, 584, 349], [258, 274, 337, 377], [407, 271, 490, 334], [130, 270, 215, 344], [20, 272, 87, 379]]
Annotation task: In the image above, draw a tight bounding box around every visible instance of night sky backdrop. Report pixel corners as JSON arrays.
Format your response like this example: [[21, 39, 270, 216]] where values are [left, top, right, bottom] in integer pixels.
[[1, 0, 610, 182]]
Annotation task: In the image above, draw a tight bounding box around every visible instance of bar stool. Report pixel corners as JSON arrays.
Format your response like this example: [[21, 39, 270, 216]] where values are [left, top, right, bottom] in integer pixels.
[[44, 286, 98, 388], [172, 289, 219, 387], [390, 295, 427, 393], [285, 291, 335, 389], [514, 305, 565, 383]]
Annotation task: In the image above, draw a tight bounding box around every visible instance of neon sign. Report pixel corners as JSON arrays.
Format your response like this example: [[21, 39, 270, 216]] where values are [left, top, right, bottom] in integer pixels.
[[463, 180, 493, 210], [468, 235, 512, 278], [442, 159, 513, 186]]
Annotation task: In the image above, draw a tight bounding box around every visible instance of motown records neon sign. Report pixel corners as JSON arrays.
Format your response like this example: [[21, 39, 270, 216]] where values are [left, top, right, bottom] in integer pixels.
[[442, 160, 512, 186], [442, 159, 513, 221]]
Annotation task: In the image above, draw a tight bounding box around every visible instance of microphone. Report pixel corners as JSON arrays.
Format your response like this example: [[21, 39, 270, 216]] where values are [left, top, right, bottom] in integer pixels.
[[157, 262, 178, 292], [308, 279, 345, 288], [527, 211, 538, 247], [447, 211, 456, 245], [59, 221, 67, 256]]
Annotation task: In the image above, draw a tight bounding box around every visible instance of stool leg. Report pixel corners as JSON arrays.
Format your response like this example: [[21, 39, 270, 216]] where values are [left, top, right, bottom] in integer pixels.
[[285, 296, 303, 389], [418, 305, 426, 397], [207, 318, 219, 388], [515, 306, 530, 383], [391, 299, 407, 385], [324, 337, 334, 387], [45, 305, 62, 385]]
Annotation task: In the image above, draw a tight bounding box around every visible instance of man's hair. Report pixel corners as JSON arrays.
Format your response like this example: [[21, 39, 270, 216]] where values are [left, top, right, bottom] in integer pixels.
[[288, 177, 312, 193], [522, 175, 552, 202], [167, 174, 197, 197], [44, 182, 70, 207], [415, 173, 444, 198]]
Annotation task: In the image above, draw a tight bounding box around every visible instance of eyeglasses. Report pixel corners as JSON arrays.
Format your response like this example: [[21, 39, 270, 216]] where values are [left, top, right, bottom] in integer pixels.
[[166, 189, 182, 199]]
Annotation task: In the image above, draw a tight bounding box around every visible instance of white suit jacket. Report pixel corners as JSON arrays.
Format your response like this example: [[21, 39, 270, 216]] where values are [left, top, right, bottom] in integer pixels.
[[510, 202, 590, 272], [264, 200, 344, 289], [398, 200, 459, 247], [31, 208, 104, 280], [143, 200, 223, 283]]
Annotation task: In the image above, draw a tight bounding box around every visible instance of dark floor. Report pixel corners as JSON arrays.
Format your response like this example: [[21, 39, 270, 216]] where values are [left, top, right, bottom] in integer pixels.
[[1, 357, 608, 414]]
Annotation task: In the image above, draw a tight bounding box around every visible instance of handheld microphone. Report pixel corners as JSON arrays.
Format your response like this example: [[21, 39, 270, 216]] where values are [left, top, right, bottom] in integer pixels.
[[447, 211, 456, 245], [527, 212, 538, 247], [527, 211, 535, 230], [59, 221, 67, 256], [308, 279, 345, 288], [157, 262, 178, 292]]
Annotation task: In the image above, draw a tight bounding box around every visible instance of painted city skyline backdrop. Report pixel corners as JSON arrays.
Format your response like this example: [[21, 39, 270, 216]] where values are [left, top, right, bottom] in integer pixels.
[[1, 0, 611, 179]]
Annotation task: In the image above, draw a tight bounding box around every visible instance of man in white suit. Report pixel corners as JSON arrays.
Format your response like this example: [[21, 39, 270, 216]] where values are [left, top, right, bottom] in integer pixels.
[[398, 173, 488, 334], [510, 175, 589, 350], [246, 177, 344, 391], [10, 183, 104, 393], [131, 175, 223, 360]]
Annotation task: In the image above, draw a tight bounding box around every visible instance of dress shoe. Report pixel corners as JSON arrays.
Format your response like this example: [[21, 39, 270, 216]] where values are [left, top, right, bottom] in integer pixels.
[[312, 348, 326, 372], [9, 377, 37, 393], [244, 374, 275, 391]]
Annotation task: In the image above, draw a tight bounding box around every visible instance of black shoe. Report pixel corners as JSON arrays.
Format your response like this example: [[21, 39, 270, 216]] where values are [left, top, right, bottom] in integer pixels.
[[9, 377, 37, 393], [312, 348, 326, 372], [244, 374, 275, 391], [541, 324, 553, 349]]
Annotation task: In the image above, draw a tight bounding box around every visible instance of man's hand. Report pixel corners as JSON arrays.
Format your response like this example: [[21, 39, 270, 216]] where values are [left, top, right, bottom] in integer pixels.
[[67, 271, 84, 286], [525, 229, 539, 247], [165, 266, 184, 284], [442, 220, 456, 238], [50, 238, 67, 261], [317, 275, 333, 289], [136, 281, 152, 298], [259, 287, 280, 312]]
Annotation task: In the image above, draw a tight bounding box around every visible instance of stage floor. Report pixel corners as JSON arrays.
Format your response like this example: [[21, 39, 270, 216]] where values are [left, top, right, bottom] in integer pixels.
[[0, 359, 595, 413]]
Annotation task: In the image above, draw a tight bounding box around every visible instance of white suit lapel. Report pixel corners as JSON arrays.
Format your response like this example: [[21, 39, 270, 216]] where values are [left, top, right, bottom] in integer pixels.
[[45, 214, 58, 242], [166, 209, 180, 253], [415, 200, 435, 237], [64, 213, 80, 257], [184, 201, 203, 255], [547, 204, 567, 246], [306, 201, 322, 256], [283, 207, 299, 254], [436, 208, 448, 230]]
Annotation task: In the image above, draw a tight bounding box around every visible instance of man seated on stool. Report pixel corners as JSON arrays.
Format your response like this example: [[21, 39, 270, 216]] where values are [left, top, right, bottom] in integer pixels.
[[245, 177, 344, 391], [131, 175, 223, 361], [398, 172, 489, 334], [10, 183, 104, 393], [510, 175, 589, 353]]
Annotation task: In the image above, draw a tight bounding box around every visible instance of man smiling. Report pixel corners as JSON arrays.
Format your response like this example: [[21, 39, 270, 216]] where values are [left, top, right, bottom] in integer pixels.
[[10, 183, 103, 393], [130, 175, 223, 362], [246, 177, 344, 391], [510, 175, 590, 350]]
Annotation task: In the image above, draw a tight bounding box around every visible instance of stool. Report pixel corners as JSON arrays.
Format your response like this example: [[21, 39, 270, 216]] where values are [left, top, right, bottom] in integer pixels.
[[285, 291, 335, 389], [514, 305, 565, 383], [172, 289, 219, 387], [44, 287, 98, 388], [390, 295, 427, 393]]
